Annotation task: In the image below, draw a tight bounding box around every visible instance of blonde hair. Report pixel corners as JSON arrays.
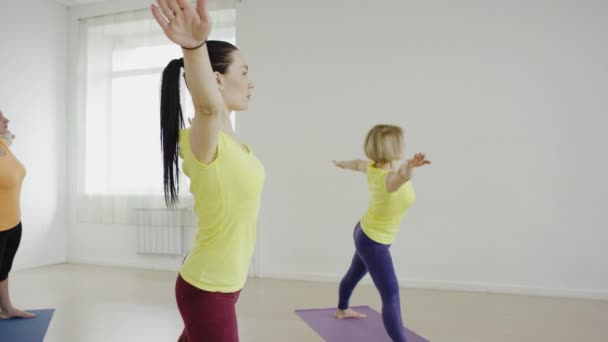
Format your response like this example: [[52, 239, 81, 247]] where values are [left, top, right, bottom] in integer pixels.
[[364, 124, 404, 164]]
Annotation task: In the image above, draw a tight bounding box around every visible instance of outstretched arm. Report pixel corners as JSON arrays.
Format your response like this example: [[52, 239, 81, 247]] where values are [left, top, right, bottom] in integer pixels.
[[332, 159, 368, 173], [385, 153, 431, 192]]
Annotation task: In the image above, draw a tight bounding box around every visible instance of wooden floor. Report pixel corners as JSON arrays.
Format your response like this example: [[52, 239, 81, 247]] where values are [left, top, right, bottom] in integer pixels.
[[8, 264, 608, 341]]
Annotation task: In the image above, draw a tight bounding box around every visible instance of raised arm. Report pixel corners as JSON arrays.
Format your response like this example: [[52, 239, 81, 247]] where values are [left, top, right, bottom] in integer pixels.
[[153, 0, 224, 164]]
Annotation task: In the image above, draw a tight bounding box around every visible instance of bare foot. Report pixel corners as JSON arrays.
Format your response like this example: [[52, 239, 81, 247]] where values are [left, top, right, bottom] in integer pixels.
[[0, 308, 36, 319], [336, 308, 367, 319]]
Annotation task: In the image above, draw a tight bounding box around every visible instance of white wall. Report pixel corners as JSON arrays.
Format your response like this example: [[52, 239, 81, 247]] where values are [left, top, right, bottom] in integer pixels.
[[0, 0, 69, 269], [62, 0, 608, 299], [236, 0, 608, 299], [68, 223, 196, 270]]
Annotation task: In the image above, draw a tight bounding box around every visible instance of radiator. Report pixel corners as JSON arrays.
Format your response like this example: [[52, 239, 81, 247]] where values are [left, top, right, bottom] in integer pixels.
[[135, 208, 184, 255]]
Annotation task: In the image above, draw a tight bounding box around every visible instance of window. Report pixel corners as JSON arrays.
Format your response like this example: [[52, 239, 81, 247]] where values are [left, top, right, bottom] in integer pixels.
[[76, 7, 235, 223]]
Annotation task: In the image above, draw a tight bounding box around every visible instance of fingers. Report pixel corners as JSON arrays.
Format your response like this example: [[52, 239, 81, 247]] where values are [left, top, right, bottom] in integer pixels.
[[407, 153, 431, 167], [196, 0, 208, 18], [157, 0, 175, 21], [167, 0, 183, 17], [151, 4, 170, 31], [176, 0, 193, 14]]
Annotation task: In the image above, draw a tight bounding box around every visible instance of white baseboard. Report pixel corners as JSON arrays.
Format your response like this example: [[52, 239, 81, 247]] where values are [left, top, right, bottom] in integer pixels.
[[67, 256, 182, 272], [61, 259, 608, 300], [13, 256, 68, 272], [261, 271, 608, 301]]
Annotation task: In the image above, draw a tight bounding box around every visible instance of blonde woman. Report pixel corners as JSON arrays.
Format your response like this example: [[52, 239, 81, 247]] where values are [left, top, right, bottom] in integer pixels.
[[332, 124, 430, 342]]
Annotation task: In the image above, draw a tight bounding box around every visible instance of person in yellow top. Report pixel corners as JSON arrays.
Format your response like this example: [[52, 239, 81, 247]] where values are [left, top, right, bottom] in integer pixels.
[[152, 1, 263, 341], [0, 109, 35, 320], [332, 124, 430, 342]]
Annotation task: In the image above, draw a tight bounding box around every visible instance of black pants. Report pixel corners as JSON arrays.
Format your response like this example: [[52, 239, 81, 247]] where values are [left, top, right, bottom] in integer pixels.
[[0, 222, 22, 282]]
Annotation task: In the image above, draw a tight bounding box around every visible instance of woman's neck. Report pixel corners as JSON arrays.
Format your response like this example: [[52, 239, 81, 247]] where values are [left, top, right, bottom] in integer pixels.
[[222, 114, 234, 134]]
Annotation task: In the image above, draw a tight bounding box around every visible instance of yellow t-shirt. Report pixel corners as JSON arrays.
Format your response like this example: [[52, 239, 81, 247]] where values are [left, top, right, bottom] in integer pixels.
[[178, 129, 265, 292], [0, 139, 26, 231], [360, 162, 415, 244]]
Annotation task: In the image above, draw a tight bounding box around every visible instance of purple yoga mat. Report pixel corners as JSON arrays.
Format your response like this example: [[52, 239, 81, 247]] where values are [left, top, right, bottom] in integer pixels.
[[295, 306, 429, 342]]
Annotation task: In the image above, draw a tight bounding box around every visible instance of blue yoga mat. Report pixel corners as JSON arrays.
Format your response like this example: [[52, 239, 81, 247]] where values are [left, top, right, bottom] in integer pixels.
[[295, 306, 429, 342], [0, 309, 55, 342]]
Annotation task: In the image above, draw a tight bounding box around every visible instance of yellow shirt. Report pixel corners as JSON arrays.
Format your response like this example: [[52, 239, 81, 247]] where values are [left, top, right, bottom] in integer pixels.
[[178, 129, 265, 292], [0, 139, 26, 231], [360, 162, 415, 244]]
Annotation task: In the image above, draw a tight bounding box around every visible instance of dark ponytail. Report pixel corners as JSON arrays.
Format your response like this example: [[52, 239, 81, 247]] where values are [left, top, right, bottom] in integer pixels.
[[160, 41, 238, 206], [160, 58, 184, 207]]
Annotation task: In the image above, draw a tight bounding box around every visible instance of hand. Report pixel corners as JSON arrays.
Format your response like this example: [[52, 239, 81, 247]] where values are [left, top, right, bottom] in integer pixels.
[[151, 0, 211, 49], [398, 153, 431, 180], [332, 160, 345, 169], [407, 153, 431, 169]]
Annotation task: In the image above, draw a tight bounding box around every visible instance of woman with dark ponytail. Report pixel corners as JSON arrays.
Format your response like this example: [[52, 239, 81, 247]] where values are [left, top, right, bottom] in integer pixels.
[[152, 0, 263, 341]]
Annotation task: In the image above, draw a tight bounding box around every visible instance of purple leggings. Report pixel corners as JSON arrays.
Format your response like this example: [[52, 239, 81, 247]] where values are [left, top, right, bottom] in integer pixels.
[[338, 222, 407, 342]]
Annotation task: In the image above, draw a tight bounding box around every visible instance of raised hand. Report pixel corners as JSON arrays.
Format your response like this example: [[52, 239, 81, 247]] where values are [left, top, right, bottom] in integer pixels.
[[151, 0, 211, 49], [398, 153, 431, 180], [407, 153, 431, 169]]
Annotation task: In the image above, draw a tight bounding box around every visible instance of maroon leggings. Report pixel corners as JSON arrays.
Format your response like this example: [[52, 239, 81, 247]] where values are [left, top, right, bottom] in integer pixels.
[[175, 274, 241, 342]]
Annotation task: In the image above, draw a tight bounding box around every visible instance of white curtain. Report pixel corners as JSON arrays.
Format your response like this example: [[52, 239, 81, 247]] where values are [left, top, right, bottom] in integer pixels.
[[74, 6, 235, 225]]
